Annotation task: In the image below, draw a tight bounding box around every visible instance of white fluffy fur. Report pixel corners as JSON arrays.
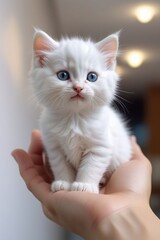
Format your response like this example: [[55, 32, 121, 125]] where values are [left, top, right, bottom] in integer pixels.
[[31, 30, 132, 193]]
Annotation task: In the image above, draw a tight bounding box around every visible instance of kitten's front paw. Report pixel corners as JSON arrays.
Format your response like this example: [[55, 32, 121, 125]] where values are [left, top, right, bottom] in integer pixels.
[[51, 180, 71, 192], [71, 182, 99, 193]]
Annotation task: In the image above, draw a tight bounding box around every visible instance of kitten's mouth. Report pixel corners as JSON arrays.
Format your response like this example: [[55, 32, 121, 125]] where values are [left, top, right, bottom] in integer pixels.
[[71, 94, 84, 100]]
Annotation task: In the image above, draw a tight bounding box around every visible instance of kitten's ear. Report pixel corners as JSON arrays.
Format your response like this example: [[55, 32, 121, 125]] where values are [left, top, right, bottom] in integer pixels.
[[96, 32, 119, 70], [33, 30, 59, 67]]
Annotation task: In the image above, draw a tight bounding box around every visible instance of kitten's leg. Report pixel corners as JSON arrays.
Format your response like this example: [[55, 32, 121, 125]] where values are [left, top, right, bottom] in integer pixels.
[[71, 148, 111, 193], [47, 146, 75, 192]]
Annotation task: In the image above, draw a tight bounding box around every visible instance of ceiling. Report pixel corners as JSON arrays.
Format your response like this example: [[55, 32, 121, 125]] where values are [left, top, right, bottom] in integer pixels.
[[50, 0, 160, 95]]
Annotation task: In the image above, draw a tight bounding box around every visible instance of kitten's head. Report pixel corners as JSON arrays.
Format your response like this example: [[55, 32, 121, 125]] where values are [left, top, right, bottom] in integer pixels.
[[31, 30, 119, 112]]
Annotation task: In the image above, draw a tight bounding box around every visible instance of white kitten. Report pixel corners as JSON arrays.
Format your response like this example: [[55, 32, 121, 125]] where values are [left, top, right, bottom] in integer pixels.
[[31, 30, 132, 193]]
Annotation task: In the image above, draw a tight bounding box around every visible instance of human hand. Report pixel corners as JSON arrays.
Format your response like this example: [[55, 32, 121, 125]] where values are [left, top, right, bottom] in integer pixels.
[[12, 130, 152, 239]]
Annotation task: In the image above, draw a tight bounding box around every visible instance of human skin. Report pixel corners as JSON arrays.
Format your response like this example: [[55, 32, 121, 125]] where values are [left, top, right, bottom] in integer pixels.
[[12, 131, 160, 240]]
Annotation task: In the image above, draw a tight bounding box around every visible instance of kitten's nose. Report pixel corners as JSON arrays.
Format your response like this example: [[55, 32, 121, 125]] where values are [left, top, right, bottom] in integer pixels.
[[73, 86, 83, 93]]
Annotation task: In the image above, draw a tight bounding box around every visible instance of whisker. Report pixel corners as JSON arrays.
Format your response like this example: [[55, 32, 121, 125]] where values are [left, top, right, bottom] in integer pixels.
[[113, 97, 129, 114], [115, 94, 131, 104], [118, 89, 135, 95]]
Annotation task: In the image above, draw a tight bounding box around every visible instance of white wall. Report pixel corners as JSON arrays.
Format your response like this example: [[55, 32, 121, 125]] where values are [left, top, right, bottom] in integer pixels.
[[0, 1, 66, 239]]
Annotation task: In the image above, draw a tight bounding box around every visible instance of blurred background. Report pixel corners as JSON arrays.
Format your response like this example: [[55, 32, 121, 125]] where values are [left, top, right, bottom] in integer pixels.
[[0, 0, 159, 239]]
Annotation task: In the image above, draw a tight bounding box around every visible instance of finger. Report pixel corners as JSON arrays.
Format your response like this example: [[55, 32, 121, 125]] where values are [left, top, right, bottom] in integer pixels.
[[131, 136, 152, 173], [12, 149, 50, 204], [28, 130, 43, 155], [130, 136, 144, 159], [131, 136, 151, 162]]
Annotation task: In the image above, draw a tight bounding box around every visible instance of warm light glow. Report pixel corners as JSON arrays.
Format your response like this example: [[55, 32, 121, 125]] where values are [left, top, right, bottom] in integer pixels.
[[135, 5, 156, 23], [125, 50, 145, 68]]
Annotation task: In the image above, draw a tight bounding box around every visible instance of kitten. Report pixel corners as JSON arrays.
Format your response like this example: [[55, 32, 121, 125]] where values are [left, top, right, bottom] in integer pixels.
[[31, 30, 132, 193]]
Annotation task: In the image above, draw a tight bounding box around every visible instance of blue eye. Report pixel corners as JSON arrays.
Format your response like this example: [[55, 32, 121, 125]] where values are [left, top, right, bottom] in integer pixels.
[[87, 72, 98, 82], [57, 71, 70, 81]]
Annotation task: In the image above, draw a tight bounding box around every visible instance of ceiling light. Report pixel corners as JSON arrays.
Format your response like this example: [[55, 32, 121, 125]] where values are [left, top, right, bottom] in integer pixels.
[[135, 5, 156, 23], [125, 50, 145, 68]]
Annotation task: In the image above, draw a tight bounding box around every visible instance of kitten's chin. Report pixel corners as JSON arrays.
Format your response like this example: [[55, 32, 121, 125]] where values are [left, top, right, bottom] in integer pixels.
[[67, 94, 91, 112]]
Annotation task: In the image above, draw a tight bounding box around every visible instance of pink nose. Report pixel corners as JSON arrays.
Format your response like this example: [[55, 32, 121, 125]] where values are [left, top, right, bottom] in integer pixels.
[[73, 86, 83, 93]]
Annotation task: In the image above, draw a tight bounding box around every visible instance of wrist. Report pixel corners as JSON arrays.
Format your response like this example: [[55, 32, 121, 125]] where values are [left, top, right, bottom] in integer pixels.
[[88, 200, 160, 240]]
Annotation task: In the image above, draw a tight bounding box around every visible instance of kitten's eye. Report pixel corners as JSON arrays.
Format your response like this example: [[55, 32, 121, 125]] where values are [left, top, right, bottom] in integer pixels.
[[57, 71, 70, 81], [87, 72, 98, 82]]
